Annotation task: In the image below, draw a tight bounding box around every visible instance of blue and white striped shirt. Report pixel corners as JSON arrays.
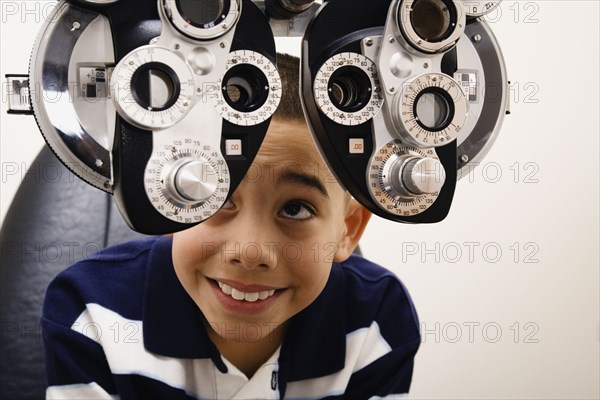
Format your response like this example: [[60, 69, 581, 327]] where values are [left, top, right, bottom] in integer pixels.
[[42, 236, 420, 399]]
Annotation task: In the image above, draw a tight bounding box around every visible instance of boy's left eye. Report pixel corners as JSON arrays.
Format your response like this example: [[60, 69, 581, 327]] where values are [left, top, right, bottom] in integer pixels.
[[279, 201, 315, 220]]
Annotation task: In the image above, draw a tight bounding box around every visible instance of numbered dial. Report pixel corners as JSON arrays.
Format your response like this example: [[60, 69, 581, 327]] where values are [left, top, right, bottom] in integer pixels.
[[212, 50, 282, 126], [112, 46, 196, 130], [368, 140, 445, 216], [314, 52, 384, 126], [391, 73, 467, 148], [144, 140, 230, 223], [463, 1, 502, 18]]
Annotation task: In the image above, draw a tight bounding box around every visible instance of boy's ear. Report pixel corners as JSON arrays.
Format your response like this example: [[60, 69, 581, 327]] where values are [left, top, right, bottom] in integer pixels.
[[334, 198, 372, 262]]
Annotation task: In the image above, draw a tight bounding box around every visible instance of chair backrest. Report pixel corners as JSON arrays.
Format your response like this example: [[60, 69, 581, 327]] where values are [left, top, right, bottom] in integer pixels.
[[0, 146, 146, 400]]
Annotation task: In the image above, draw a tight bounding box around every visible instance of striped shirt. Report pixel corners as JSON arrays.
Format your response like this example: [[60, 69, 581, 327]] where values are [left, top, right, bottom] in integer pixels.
[[42, 236, 420, 399]]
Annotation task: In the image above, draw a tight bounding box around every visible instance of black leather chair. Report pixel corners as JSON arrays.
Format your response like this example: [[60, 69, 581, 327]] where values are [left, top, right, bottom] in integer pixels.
[[0, 146, 147, 399]]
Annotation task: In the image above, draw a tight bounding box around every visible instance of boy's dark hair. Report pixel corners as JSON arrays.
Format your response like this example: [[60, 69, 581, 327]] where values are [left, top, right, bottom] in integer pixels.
[[273, 53, 305, 122]]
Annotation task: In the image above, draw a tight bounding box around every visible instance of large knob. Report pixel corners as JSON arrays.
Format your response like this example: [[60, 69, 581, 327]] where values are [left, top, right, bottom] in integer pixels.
[[367, 141, 444, 217], [144, 140, 229, 223], [388, 156, 446, 196], [173, 160, 219, 202], [402, 157, 446, 195]]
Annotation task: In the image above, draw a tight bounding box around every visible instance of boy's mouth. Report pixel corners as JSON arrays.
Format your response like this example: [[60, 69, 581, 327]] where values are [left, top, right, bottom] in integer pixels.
[[207, 277, 285, 315], [206, 278, 284, 307], [216, 280, 276, 302]]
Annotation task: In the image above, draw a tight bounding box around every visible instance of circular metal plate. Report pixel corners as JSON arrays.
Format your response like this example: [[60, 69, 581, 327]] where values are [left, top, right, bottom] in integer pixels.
[[313, 52, 384, 126], [211, 50, 282, 126]]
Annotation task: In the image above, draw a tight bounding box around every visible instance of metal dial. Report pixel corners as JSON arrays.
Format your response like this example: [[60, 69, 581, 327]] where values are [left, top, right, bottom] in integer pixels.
[[367, 140, 444, 216], [314, 52, 384, 126], [390, 72, 467, 148], [144, 139, 229, 223], [212, 50, 282, 126], [111, 46, 196, 130]]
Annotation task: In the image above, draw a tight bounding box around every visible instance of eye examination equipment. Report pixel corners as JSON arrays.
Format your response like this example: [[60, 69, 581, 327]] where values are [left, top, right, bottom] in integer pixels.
[[6, 0, 509, 233]]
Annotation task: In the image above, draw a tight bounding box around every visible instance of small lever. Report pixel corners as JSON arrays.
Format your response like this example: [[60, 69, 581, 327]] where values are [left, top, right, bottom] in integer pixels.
[[5, 74, 33, 115]]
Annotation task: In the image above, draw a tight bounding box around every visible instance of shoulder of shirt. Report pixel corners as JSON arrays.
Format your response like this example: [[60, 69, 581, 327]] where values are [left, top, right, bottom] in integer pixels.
[[79, 236, 160, 264], [336, 253, 421, 345], [337, 253, 399, 284], [42, 236, 164, 327]]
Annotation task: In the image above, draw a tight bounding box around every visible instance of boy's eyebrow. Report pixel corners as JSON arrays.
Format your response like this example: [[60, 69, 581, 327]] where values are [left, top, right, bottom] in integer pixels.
[[278, 171, 329, 198]]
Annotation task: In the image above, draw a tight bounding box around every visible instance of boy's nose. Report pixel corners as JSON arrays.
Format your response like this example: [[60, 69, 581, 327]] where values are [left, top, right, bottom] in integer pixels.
[[224, 218, 278, 270], [225, 241, 278, 271]]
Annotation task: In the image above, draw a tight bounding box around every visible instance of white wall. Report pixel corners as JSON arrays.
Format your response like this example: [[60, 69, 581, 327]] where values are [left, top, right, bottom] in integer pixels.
[[1, 1, 598, 398]]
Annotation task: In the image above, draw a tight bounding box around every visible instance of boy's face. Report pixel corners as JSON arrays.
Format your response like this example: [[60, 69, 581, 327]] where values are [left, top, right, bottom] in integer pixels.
[[172, 119, 370, 343]]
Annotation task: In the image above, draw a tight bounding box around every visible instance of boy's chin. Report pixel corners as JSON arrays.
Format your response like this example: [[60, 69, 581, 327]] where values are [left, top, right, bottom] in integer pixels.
[[205, 319, 286, 344]]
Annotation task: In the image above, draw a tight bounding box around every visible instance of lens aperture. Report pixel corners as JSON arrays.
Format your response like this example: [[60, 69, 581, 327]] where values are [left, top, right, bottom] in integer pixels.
[[413, 88, 454, 131], [222, 64, 269, 113], [410, 0, 453, 42], [131, 62, 180, 112], [328, 66, 371, 113], [396, 0, 464, 53], [176, 0, 228, 28]]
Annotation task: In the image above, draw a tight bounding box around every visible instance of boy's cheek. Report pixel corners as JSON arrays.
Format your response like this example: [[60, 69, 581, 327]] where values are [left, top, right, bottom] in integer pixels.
[[173, 230, 217, 267], [195, 241, 220, 262]]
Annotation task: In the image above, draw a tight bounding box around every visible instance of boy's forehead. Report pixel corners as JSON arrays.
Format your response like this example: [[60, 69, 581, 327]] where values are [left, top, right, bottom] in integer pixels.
[[254, 119, 330, 176]]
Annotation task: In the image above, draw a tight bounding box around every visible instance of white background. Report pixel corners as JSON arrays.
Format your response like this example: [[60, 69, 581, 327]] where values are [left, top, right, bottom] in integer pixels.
[[1, 1, 599, 398]]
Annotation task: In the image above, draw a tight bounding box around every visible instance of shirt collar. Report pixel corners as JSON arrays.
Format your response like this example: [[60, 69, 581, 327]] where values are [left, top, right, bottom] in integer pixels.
[[143, 236, 347, 380]]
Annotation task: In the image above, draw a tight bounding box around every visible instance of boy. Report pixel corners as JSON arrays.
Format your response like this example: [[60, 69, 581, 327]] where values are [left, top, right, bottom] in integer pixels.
[[42, 54, 421, 399]]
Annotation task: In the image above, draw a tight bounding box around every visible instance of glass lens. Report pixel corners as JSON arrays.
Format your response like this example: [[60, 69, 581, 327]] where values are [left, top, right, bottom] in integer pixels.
[[328, 66, 371, 113], [131, 63, 180, 112], [222, 64, 269, 112], [410, 0, 451, 41], [178, 0, 225, 27], [415, 91, 451, 130]]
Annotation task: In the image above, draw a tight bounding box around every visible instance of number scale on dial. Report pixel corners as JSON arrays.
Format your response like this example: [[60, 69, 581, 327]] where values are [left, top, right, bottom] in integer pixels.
[[144, 141, 229, 223], [112, 46, 196, 130], [313, 52, 383, 126], [394, 73, 467, 148], [367, 141, 440, 216]]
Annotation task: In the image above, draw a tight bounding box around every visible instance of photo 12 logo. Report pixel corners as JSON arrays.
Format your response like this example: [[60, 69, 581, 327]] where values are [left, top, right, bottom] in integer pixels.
[[401, 241, 540, 264], [421, 321, 541, 344]]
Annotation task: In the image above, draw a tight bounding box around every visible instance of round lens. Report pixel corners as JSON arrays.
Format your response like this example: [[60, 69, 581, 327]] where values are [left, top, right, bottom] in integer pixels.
[[222, 64, 269, 113], [410, 0, 453, 42], [177, 0, 228, 28], [413, 88, 454, 131], [328, 66, 372, 113], [131, 62, 180, 112]]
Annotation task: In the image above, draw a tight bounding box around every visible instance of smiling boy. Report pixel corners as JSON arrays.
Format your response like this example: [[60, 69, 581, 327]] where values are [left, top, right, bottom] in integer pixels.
[[42, 54, 421, 399]]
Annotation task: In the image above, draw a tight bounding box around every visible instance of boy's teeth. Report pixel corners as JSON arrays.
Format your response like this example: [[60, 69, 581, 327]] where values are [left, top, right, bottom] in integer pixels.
[[231, 288, 245, 301], [218, 281, 232, 295], [217, 281, 277, 302], [245, 292, 259, 302], [258, 291, 269, 300]]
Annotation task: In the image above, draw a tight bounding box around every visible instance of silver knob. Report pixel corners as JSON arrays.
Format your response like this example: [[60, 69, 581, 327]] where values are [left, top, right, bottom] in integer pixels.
[[174, 160, 219, 202], [402, 157, 446, 195]]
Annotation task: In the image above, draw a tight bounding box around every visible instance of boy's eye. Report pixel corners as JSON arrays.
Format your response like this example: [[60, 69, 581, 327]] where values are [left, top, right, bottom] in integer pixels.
[[279, 201, 315, 221]]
